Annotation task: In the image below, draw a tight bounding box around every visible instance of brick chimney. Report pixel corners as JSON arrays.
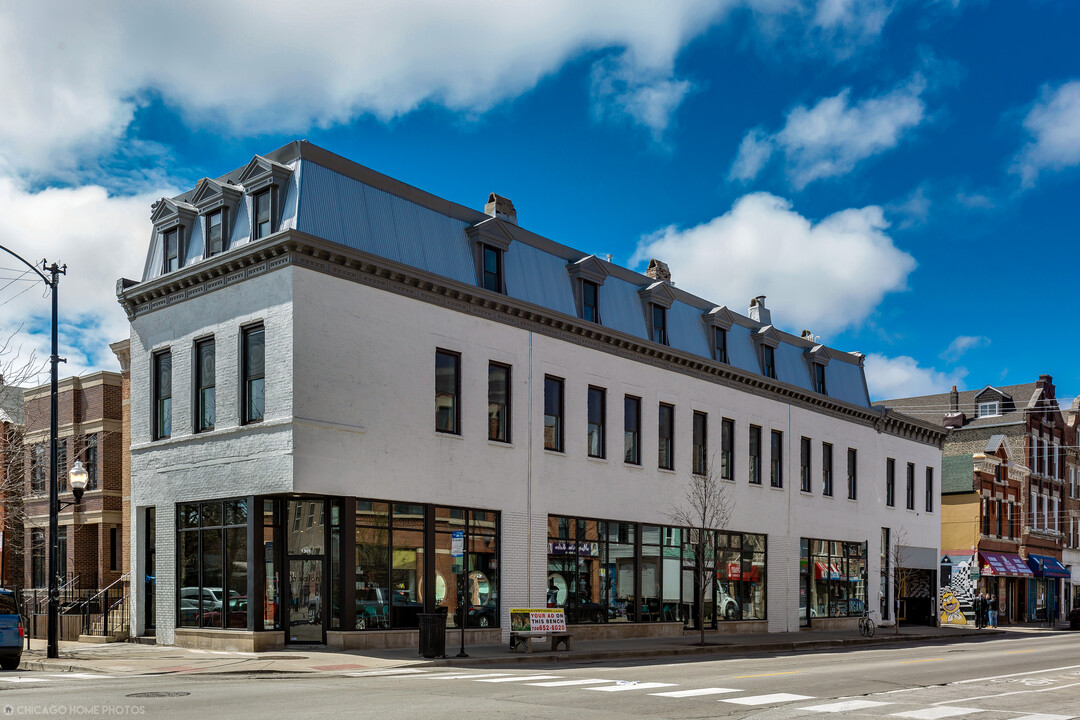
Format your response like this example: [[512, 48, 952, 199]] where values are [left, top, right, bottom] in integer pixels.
[[484, 193, 517, 225], [645, 258, 671, 284], [749, 295, 771, 325]]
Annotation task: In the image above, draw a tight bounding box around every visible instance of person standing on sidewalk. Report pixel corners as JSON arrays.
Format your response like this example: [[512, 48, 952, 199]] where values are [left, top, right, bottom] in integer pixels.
[[972, 593, 984, 628], [988, 594, 998, 628]]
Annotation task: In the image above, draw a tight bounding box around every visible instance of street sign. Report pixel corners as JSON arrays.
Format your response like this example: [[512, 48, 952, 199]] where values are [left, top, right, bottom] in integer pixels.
[[451, 530, 464, 574]]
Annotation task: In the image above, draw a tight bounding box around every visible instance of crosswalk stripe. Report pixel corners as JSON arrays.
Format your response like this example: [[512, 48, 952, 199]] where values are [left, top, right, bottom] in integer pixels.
[[0, 678, 50, 683], [650, 688, 739, 698], [474, 675, 562, 683], [803, 700, 893, 712], [346, 668, 429, 677], [48, 674, 115, 679], [586, 682, 677, 692], [1008, 715, 1075, 720], [425, 673, 513, 680], [722, 693, 815, 706], [889, 708, 980, 719], [528, 679, 610, 687]]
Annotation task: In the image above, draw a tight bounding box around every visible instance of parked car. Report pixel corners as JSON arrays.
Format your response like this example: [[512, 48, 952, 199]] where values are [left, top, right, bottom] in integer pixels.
[[180, 587, 237, 613], [179, 597, 200, 625], [200, 596, 248, 628], [455, 598, 498, 628], [0, 589, 23, 671], [355, 588, 423, 629], [1069, 606, 1080, 631]]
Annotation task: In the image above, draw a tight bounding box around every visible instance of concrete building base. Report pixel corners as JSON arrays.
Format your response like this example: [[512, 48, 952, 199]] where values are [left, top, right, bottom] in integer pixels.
[[173, 629, 285, 652]]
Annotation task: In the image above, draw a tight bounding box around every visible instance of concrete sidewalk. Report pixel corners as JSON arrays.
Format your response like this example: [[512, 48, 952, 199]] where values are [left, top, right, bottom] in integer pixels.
[[18, 623, 1065, 678]]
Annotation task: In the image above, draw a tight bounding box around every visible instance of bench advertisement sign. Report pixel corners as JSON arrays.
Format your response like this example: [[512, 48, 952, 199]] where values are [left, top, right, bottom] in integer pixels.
[[510, 608, 566, 633]]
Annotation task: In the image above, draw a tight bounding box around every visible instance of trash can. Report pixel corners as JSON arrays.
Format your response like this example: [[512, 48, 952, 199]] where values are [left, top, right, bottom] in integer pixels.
[[418, 607, 448, 658]]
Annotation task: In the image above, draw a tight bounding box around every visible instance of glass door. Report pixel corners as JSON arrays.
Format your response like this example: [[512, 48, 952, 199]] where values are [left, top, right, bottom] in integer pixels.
[[286, 499, 325, 644], [144, 508, 156, 632]]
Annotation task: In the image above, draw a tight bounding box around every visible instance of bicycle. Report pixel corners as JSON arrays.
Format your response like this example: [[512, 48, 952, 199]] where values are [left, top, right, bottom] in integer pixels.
[[858, 609, 875, 637]]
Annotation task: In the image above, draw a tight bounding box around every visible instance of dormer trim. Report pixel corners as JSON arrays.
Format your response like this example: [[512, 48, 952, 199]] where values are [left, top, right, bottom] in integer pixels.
[[238, 155, 293, 195], [465, 216, 516, 253], [150, 197, 198, 232], [567, 255, 609, 286], [191, 177, 243, 216], [974, 385, 1009, 402], [753, 325, 782, 349], [702, 306, 735, 331], [638, 281, 675, 309], [805, 344, 833, 367]]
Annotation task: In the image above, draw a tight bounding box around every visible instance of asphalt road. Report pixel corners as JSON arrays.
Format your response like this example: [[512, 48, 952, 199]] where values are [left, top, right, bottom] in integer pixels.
[[1, 633, 1078, 719]]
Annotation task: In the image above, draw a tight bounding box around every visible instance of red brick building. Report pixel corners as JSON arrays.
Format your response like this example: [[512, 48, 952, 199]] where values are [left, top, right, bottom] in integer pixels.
[[22, 372, 124, 592], [0, 384, 24, 587]]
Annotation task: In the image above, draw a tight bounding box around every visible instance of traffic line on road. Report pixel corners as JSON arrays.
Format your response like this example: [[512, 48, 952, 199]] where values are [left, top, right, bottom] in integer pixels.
[[424, 673, 513, 680], [650, 688, 738, 698], [585, 682, 676, 692], [48, 674, 115, 679], [1005, 649, 1037, 654], [528, 679, 610, 687], [900, 659, 942, 664], [721, 693, 814, 706], [347, 668, 429, 677], [0, 678, 50, 683], [733, 671, 801, 678], [1007, 714, 1074, 720], [953, 664, 1080, 685], [802, 700, 893, 713], [889, 708, 979, 719], [474, 675, 562, 683]]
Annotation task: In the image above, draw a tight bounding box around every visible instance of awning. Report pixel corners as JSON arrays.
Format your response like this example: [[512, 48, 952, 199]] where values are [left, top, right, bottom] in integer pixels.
[[814, 562, 841, 580], [1026, 554, 1070, 578], [979, 551, 1034, 578]]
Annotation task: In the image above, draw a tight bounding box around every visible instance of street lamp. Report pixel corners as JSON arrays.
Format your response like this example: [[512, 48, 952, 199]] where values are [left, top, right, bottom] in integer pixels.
[[66, 461, 88, 504], [0, 244, 65, 659]]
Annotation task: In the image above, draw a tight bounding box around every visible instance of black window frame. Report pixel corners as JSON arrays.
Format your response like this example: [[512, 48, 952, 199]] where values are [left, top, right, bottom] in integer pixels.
[[721, 418, 735, 481], [906, 462, 915, 510], [658, 403, 675, 470], [925, 467, 934, 512], [822, 442, 834, 496], [713, 326, 728, 363], [800, 436, 811, 492], [163, 228, 180, 273], [195, 337, 216, 433], [624, 395, 641, 465], [84, 434, 98, 490], [206, 209, 225, 257], [581, 279, 600, 323], [813, 363, 827, 395], [435, 348, 461, 435], [749, 425, 762, 485], [481, 243, 503, 294], [30, 443, 47, 494], [651, 304, 668, 345], [153, 349, 172, 440], [762, 345, 776, 379], [587, 386, 606, 459], [487, 362, 511, 443], [241, 324, 265, 425], [886, 458, 896, 507], [770, 430, 783, 488], [253, 189, 272, 240], [847, 447, 858, 500], [544, 376, 565, 453], [692, 411, 707, 476]]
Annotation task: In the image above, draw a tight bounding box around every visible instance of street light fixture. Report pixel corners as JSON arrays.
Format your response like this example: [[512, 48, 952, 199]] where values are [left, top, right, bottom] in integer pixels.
[[66, 461, 88, 505]]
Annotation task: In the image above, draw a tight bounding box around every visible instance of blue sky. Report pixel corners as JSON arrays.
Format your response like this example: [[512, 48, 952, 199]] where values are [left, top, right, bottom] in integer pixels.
[[1, 0, 1079, 404]]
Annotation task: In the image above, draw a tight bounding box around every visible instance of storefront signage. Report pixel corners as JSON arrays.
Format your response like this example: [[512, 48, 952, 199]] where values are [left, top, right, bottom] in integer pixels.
[[979, 551, 1034, 577], [509, 608, 566, 633], [548, 540, 599, 556]]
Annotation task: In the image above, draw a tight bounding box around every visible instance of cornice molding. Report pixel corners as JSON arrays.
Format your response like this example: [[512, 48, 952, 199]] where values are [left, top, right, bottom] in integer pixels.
[[116, 231, 948, 447]]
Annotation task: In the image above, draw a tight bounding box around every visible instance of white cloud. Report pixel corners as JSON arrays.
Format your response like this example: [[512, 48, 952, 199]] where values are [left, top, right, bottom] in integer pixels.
[[630, 192, 915, 335], [864, 353, 966, 401], [731, 72, 927, 188], [941, 334, 989, 363], [887, 184, 931, 229], [0, 178, 164, 384], [590, 53, 694, 143], [1013, 80, 1080, 187]]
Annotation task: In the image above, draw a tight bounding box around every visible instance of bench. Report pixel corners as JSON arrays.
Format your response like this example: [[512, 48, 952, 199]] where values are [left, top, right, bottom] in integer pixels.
[[509, 631, 573, 653]]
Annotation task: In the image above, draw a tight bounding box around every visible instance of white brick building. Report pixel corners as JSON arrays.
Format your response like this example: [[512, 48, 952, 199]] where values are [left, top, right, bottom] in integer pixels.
[[118, 142, 946, 650]]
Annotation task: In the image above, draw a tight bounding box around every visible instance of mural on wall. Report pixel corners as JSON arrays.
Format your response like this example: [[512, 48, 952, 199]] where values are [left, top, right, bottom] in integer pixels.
[[939, 554, 976, 626]]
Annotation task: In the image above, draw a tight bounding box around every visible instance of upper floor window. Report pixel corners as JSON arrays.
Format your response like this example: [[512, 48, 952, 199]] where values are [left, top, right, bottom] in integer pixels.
[[770, 430, 783, 488], [714, 327, 728, 363], [434, 349, 460, 434], [481, 244, 503, 293], [822, 442, 834, 496], [254, 190, 272, 240], [658, 403, 674, 470], [748, 425, 762, 485], [581, 280, 600, 323], [153, 350, 172, 440], [925, 467, 934, 513], [906, 462, 915, 510], [30, 443, 46, 494], [164, 229, 180, 273], [206, 210, 224, 257], [721, 418, 734, 481], [762, 345, 776, 380], [847, 448, 858, 500], [692, 411, 707, 475], [800, 437, 811, 492], [587, 386, 606, 458], [886, 458, 896, 507], [624, 395, 641, 465], [544, 376, 564, 452], [651, 304, 668, 345], [812, 363, 827, 395], [977, 401, 1000, 418], [242, 325, 265, 424], [84, 434, 98, 491], [488, 362, 510, 443], [196, 338, 216, 432]]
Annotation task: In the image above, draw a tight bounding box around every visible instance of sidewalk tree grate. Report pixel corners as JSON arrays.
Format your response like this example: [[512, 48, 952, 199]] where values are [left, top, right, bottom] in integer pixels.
[[126, 692, 191, 698]]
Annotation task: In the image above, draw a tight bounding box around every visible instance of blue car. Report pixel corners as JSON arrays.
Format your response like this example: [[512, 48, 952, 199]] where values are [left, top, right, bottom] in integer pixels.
[[0, 589, 23, 670]]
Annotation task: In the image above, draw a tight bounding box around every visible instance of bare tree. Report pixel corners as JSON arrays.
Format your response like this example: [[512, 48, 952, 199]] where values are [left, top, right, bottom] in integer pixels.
[[889, 526, 919, 635], [670, 454, 734, 646]]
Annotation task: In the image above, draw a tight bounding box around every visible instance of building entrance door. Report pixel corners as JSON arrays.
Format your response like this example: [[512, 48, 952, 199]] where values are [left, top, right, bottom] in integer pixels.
[[286, 499, 326, 644]]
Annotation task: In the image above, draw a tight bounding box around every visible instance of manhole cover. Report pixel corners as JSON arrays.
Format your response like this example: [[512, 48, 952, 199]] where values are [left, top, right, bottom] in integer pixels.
[[126, 692, 190, 698], [260, 655, 307, 660]]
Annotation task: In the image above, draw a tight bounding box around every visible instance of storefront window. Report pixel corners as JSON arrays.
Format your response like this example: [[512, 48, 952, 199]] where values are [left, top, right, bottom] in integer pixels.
[[392, 504, 425, 629], [176, 498, 249, 630], [803, 536, 867, 619]]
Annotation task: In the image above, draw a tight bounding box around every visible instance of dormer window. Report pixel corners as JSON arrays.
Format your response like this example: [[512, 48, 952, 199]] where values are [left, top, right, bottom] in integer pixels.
[[206, 210, 224, 256], [254, 190, 272, 240], [582, 280, 599, 323], [762, 345, 776, 379], [813, 363, 827, 394], [703, 306, 734, 364], [978, 401, 1000, 418], [651, 304, 668, 345], [164, 229, 180, 273], [714, 327, 728, 363], [481, 243, 503, 293]]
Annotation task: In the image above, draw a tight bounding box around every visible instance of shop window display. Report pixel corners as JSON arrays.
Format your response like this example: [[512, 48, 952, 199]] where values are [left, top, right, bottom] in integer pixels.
[[177, 499, 249, 630], [803, 537, 867, 619]]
